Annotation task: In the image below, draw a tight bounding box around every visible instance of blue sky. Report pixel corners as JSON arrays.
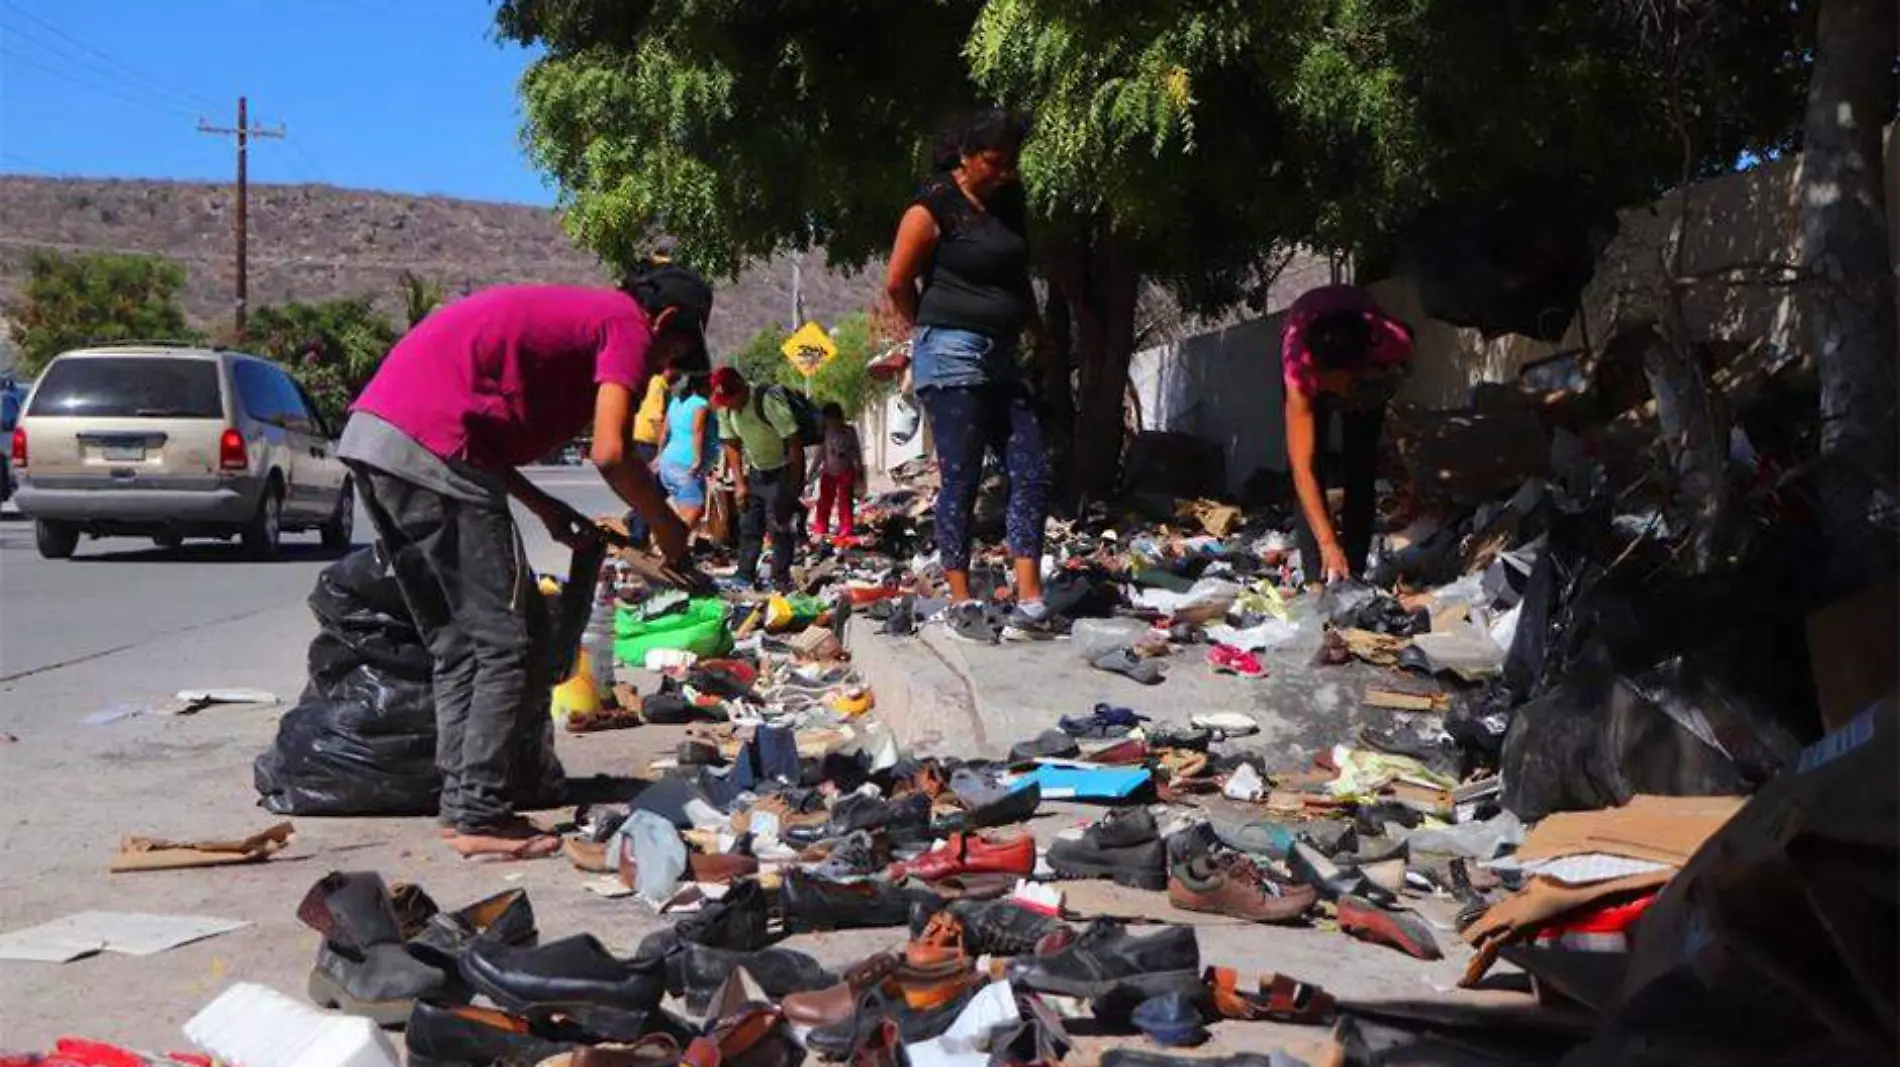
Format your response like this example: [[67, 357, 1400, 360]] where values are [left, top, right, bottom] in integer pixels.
[[0, 0, 552, 204]]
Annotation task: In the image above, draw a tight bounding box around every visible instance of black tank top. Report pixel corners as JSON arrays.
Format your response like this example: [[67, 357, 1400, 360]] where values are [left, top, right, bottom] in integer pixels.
[[913, 176, 1030, 340]]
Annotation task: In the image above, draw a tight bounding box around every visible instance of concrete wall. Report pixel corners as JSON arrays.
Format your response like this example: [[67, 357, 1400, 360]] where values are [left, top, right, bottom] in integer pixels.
[[1130, 316, 1290, 495]]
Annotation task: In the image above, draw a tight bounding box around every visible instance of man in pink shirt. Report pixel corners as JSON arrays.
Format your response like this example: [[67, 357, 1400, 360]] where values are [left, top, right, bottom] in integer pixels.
[[338, 260, 713, 858]]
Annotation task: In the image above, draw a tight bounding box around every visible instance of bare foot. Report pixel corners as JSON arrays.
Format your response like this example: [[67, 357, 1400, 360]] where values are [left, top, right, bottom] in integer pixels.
[[445, 820, 561, 860]]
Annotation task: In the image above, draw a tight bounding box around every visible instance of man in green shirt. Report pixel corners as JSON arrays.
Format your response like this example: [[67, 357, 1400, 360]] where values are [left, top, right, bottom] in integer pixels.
[[709, 366, 805, 591]]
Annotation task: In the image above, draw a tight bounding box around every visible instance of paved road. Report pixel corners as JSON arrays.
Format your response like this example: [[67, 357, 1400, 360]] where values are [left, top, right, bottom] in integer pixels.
[[0, 466, 622, 732]]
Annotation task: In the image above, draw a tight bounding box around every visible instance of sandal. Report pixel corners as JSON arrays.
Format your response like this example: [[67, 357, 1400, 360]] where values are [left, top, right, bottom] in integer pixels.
[[1207, 644, 1267, 678], [1204, 966, 1337, 1025]]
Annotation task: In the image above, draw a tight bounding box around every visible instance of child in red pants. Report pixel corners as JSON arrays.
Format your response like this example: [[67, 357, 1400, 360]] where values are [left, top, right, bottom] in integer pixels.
[[813, 401, 862, 541]]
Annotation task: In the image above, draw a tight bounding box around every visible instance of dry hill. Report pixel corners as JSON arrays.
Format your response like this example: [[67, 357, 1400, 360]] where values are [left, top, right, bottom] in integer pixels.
[[0, 176, 875, 354]]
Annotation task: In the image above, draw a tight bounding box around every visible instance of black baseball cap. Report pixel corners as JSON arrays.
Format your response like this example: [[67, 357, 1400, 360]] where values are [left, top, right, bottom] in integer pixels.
[[625, 260, 715, 369]]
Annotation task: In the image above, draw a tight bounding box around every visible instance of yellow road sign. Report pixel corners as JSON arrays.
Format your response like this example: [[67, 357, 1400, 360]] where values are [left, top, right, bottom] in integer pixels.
[[781, 321, 838, 377]]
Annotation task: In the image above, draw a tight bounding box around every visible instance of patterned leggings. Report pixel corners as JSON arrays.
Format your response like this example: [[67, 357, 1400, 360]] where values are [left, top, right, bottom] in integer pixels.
[[916, 382, 1049, 572]]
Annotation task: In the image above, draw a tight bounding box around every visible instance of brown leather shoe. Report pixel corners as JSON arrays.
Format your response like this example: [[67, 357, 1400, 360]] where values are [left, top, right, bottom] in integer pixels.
[[685, 1005, 794, 1067], [690, 851, 761, 884], [1168, 853, 1318, 923], [781, 953, 901, 1027]]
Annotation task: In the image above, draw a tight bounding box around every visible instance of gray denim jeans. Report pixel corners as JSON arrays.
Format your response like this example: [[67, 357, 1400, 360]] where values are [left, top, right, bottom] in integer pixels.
[[348, 462, 550, 831]]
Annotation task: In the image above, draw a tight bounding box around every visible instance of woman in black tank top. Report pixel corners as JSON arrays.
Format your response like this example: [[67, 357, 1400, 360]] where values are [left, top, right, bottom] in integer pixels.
[[882, 111, 1060, 641]]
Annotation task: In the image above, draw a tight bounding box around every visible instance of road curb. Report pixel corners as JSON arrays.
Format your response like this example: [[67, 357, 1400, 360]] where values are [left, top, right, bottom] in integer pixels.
[[845, 620, 992, 759]]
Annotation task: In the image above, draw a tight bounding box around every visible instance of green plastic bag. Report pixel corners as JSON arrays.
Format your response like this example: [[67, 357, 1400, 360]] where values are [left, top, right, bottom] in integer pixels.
[[614, 597, 733, 665]]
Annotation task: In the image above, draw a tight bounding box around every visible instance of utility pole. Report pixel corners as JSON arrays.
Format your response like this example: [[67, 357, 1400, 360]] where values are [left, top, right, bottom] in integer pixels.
[[790, 250, 806, 330], [198, 96, 284, 339]]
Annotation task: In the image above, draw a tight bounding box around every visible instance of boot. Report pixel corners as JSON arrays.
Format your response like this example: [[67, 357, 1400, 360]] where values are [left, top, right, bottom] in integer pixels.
[[297, 871, 455, 1027]]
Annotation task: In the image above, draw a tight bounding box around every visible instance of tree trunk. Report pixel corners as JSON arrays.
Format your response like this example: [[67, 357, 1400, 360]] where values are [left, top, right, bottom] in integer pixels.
[[1801, 0, 1899, 593], [1037, 281, 1076, 509], [1048, 225, 1139, 506], [1637, 325, 1730, 572]]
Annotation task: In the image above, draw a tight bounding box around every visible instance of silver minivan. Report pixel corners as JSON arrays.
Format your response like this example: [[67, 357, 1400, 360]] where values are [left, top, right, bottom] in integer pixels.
[[10, 345, 353, 559]]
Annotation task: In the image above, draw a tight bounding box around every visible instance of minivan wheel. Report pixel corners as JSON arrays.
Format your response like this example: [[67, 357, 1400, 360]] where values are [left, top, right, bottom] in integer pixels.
[[319, 477, 354, 549], [35, 520, 79, 560], [242, 484, 283, 558]]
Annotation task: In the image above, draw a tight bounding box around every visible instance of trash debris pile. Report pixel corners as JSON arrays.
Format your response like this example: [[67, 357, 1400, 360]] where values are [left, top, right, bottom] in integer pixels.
[[18, 366, 1894, 1067]]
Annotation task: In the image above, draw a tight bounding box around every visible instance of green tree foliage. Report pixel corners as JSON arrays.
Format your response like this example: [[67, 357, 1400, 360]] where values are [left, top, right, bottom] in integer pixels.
[[723, 313, 885, 417], [6, 251, 198, 376], [496, 0, 1812, 496], [248, 298, 399, 426]]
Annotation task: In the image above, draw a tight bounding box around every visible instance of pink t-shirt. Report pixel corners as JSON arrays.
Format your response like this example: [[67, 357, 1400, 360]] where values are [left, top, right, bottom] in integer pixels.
[[353, 285, 653, 470], [1280, 285, 1414, 397]]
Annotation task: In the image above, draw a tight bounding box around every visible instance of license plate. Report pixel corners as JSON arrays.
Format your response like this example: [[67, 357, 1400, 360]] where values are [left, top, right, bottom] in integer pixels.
[[102, 444, 145, 462]]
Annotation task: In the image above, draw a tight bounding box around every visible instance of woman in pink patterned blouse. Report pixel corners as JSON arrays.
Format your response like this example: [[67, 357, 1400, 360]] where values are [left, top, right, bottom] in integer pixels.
[[1280, 285, 1414, 585]]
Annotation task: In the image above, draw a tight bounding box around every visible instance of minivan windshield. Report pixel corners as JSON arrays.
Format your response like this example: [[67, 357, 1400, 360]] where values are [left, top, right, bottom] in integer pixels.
[[27, 357, 223, 419]]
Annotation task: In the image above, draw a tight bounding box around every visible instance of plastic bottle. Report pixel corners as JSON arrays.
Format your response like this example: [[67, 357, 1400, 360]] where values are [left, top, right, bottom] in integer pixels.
[[582, 574, 619, 705]]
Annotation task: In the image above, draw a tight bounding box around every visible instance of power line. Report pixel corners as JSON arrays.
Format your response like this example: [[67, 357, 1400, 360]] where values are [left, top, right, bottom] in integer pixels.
[[0, 149, 61, 173], [0, 46, 200, 120], [283, 139, 331, 185], [0, 1, 221, 112], [0, 23, 209, 115]]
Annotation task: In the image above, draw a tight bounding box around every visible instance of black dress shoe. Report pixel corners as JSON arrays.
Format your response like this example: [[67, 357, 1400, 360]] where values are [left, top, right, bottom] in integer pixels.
[[935, 781, 1042, 834], [1047, 810, 1167, 891], [805, 988, 974, 1061], [1010, 919, 1201, 1000], [807, 792, 930, 845], [461, 934, 665, 1025], [673, 942, 836, 1016], [1286, 840, 1396, 907], [781, 869, 941, 932], [910, 899, 1074, 958], [678, 878, 771, 951], [411, 888, 536, 971], [405, 1001, 577, 1067]]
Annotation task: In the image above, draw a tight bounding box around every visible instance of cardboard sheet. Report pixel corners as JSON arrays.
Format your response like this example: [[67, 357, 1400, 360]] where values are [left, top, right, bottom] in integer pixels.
[[1511, 794, 1744, 868], [110, 821, 293, 873], [0, 912, 248, 962]]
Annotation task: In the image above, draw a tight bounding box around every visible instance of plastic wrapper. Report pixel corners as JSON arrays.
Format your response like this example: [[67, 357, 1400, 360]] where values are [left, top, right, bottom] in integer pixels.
[[1071, 617, 1154, 661]]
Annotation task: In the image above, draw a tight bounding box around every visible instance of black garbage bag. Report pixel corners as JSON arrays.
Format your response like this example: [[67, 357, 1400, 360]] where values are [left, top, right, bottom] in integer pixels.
[[1319, 579, 1429, 636], [1500, 642, 1811, 822], [254, 544, 441, 816], [254, 542, 590, 816], [1043, 566, 1123, 620], [1500, 668, 1753, 821]]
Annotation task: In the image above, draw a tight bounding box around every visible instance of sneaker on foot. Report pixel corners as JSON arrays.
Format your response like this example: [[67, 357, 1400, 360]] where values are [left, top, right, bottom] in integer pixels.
[[1001, 605, 1068, 642], [945, 602, 999, 645]]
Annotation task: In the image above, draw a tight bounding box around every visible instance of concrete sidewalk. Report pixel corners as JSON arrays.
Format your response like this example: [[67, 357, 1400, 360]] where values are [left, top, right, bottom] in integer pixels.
[[848, 615, 1404, 772]]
